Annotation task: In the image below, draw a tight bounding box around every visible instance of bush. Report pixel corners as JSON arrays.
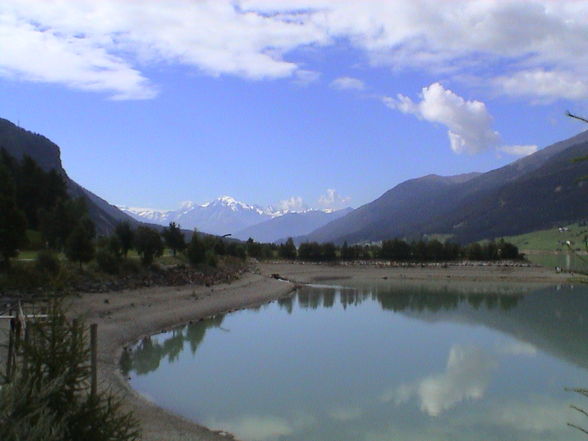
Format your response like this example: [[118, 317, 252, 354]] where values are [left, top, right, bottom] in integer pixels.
[[0, 305, 140, 441], [206, 250, 218, 268], [35, 249, 61, 275]]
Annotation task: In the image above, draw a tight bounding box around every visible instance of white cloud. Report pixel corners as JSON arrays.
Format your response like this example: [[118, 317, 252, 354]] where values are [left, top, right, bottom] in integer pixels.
[[495, 69, 588, 102], [2, 1, 588, 100], [386, 344, 496, 416], [318, 189, 351, 210], [386, 83, 537, 155], [0, 0, 326, 98], [206, 415, 293, 441], [496, 340, 537, 356], [386, 83, 500, 154], [293, 69, 321, 86], [276, 196, 307, 212], [330, 76, 365, 91], [327, 406, 362, 421], [498, 145, 538, 157]]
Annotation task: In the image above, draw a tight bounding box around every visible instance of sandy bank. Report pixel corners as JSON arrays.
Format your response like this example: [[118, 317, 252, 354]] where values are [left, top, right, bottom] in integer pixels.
[[66, 262, 578, 441], [259, 261, 577, 286]]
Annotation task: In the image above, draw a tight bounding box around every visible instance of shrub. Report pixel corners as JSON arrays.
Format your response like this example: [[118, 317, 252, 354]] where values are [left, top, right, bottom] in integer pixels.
[[206, 250, 218, 268], [0, 305, 140, 441]]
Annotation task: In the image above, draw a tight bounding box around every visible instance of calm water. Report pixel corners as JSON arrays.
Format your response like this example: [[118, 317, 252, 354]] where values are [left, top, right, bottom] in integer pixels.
[[123, 282, 588, 441]]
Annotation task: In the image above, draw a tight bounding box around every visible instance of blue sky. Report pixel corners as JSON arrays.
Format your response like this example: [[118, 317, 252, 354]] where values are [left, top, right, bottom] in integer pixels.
[[1, 0, 587, 211]]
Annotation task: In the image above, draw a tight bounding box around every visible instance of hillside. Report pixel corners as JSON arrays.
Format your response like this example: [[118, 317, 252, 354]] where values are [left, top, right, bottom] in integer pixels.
[[0, 118, 137, 234], [304, 130, 588, 244]]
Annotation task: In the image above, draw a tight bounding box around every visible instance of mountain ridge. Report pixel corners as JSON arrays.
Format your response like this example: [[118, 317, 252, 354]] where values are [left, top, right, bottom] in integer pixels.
[[0, 118, 137, 235], [302, 130, 588, 244]]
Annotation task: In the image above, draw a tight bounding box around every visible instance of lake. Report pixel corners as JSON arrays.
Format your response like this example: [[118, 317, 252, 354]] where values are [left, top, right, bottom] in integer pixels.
[[122, 281, 588, 441]]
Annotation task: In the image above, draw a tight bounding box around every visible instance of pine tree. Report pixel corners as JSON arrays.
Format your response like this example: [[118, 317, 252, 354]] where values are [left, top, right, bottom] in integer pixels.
[[0, 164, 27, 269]]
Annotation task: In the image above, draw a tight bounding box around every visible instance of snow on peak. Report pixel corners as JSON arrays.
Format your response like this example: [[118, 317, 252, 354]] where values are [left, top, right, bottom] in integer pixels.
[[179, 200, 197, 210]]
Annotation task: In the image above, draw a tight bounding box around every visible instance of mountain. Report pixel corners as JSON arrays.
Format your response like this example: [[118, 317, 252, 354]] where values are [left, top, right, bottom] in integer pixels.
[[0, 118, 138, 234], [304, 130, 588, 244], [233, 207, 353, 242], [121, 197, 352, 238], [120, 196, 273, 236]]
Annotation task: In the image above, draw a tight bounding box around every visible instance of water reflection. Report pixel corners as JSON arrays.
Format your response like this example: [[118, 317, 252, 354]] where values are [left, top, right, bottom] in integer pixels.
[[122, 282, 588, 441], [121, 315, 224, 375], [123, 283, 588, 376], [389, 344, 497, 416]]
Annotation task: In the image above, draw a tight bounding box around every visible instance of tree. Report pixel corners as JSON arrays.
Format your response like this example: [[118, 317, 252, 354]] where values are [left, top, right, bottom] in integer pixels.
[[186, 231, 206, 265], [213, 238, 227, 256], [65, 223, 95, 269], [134, 227, 163, 266], [115, 221, 134, 258], [246, 238, 263, 259], [0, 164, 27, 269], [322, 243, 337, 261], [161, 222, 185, 257], [279, 238, 297, 260], [40, 198, 90, 251], [381, 239, 411, 261]]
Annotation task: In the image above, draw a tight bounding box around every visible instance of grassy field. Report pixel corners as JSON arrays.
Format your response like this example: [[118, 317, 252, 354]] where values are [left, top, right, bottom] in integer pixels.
[[504, 223, 588, 252], [17, 247, 184, 264]]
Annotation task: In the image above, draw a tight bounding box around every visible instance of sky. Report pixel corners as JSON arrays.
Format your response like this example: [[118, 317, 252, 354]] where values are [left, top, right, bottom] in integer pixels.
[[1, 0, 588, 212]]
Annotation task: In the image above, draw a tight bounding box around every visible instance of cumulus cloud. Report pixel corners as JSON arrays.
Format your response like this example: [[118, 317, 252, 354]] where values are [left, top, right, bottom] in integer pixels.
[[385, 83, 499, 154], [317, 189, 351, 210], [330, 76, 365, 91], [385, 83, 537, 155], [386, 345, 496, 416], [276, 196, 307, 212], [2, 1, 588, 100]]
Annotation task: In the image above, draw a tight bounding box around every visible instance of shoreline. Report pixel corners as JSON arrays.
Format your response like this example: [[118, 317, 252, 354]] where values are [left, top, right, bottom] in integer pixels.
[[67, 262, 577, 441], [68, 272, 296, 441]]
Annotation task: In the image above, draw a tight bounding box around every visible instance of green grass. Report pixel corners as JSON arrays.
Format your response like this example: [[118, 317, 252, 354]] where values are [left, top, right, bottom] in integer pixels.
[[504, 223, 588, 252], [17, 250, 40, 260]]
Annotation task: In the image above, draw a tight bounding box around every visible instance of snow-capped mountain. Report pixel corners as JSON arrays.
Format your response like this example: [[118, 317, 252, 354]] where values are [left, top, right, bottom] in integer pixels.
[[233, 207, 354, 243], [119, 196, 292, 236], [119, 195, 352, 238]]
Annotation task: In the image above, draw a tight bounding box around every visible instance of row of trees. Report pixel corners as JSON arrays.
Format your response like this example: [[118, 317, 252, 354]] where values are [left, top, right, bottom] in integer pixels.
[[92, 221, 247, 271], [242, 237, 521, 262]]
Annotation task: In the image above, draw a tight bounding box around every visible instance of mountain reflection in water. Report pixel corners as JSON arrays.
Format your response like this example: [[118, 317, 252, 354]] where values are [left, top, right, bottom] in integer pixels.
[[122, 282, 588, 441], [122, 283, 588, 375]]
